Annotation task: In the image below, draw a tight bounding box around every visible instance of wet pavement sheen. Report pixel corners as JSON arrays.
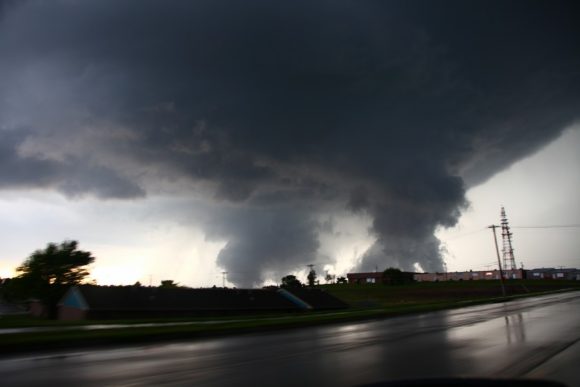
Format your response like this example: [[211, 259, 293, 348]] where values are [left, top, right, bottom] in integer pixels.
[[0, 292, 578, 386]]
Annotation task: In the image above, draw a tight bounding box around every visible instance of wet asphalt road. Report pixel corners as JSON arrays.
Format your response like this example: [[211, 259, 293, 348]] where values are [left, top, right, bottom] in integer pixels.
[[0, 292, 579, 386]]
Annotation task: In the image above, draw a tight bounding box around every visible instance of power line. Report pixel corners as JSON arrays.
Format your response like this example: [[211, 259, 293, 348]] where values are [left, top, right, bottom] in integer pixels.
[[513, 224, 580, 229], [441, 227, 487, 241], [441, 224, 580, 242]]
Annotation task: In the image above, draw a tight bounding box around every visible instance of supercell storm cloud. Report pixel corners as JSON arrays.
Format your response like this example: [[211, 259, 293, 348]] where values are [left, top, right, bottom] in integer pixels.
[[1, 1, 579, 286]]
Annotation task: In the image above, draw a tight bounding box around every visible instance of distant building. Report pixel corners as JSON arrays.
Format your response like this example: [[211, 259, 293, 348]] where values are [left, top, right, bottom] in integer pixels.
[[414, 269, 525, 282], [347, 272, 383, 284], [347, 271, 414, 285], [527, 268, 580, 281], [347, 267, 579, 284]]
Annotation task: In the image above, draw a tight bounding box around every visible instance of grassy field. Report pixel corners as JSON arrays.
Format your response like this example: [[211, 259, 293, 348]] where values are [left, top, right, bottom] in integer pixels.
[[0, 280, 578, 355], [322, 279, 580, 308]]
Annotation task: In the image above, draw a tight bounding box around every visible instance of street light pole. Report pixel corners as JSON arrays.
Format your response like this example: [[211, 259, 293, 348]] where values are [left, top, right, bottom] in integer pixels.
[[489, 224, 506, 297]]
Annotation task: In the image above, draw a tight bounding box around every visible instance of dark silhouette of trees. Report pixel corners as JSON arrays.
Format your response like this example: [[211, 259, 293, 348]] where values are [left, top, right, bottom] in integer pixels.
[[8, 240, 95, 318], [281, 274, 302, 288], [307, 269, 317, 287], [383, 267, 414, 285], [160, 280, 179, 288], [336, 276, 348, 284], [0, 277, 21, 302], [325, 273, 335, 284]]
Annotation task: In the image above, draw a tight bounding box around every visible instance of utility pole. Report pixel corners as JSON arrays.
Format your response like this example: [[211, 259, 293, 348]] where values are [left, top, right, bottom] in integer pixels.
[[500, 207, 517, 271], [221, 271, 228, 288], [489, 224, 506, 297]]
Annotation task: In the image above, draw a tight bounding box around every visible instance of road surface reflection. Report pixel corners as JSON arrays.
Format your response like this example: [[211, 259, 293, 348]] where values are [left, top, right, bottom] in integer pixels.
[[0, 292, 578, 386]]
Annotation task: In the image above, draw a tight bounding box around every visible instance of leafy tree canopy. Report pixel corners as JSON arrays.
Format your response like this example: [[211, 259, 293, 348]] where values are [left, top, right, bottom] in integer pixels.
[[281, 274, 302, 288], [307, 269, 317, 287], [160, 280, 179, 288], [16, 240, 95, 288], [325, 273, 336, 284], [8, 240, 95, 318], [383, 267, 402, 276], [383, 267, 414, 285]]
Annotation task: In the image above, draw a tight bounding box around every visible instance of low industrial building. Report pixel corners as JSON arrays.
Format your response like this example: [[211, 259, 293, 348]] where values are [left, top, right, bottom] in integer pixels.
[[347, 272, 383, 284], [347, 271, 415, 285], [527, 268, 580, 281], [347, 267, 580, 283], [413, 269, 525, 282]]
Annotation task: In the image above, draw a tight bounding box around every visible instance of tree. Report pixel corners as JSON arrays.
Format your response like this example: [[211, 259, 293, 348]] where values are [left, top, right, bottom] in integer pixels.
[[0, 278, 22, 303], [307, 269, 317, 287], [160, 280, 179, 288], [383, 267, 414, 285], [336, 276, 348, 284], [10, 240, 95, 318], [281, 274, 302, 288], [325, 273, 335, 284]]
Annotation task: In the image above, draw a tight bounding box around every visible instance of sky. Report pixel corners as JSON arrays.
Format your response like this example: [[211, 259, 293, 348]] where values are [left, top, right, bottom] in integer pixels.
[[1, 0, 579, 287], [438, 125, 580, 272]]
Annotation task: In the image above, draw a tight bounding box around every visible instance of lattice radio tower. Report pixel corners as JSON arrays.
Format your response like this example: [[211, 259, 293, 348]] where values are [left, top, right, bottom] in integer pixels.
[[500, 206, 517, 271]]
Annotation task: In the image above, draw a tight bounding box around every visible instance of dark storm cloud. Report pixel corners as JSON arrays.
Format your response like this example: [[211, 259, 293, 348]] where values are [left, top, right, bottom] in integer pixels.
[[0, 130, 144, 199], [1, 0, 579, 284], [0, 130, 60, 188]]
